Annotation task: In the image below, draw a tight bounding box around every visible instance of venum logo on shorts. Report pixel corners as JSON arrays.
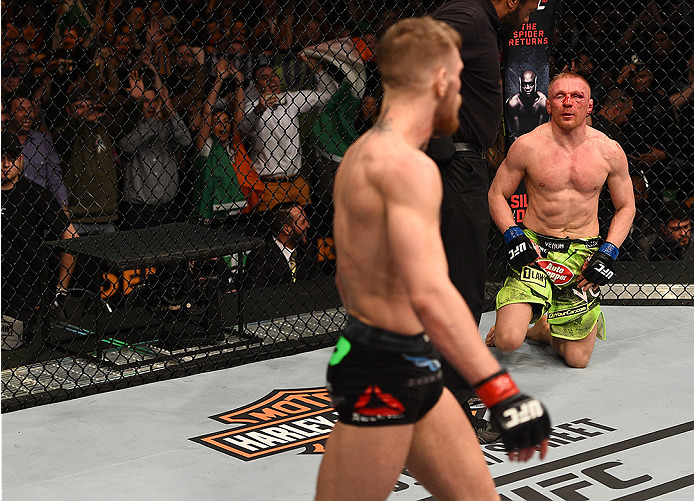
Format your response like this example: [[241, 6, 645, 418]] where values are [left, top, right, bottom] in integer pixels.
[[352, 385, 406, 423], [536, 260, 574, 285], [537, 238, 570, 254], [189, 388, 337, 461]]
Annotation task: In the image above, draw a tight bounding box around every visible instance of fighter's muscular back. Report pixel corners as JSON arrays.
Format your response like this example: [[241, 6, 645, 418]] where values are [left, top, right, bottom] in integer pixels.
[[333, 125, 446, 336], [503, 122, 625, 239]]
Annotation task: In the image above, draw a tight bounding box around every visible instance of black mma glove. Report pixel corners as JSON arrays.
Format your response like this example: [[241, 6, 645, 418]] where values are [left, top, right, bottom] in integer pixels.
[[475, 370, 551, 453], [503, 226, 540, 270], [581, 242, 619, 286]]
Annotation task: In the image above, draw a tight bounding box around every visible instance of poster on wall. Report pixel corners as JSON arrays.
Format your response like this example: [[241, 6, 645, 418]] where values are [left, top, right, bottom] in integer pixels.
[[503, 0, 555, 224]]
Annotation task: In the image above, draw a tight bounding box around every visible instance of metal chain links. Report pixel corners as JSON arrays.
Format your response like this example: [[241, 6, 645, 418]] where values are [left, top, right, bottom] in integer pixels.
[[1, 0, 692, 411]]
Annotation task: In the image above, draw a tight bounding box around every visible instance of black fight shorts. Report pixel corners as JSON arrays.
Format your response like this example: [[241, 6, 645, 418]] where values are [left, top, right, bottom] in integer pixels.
[[327, 316, 444, 426]]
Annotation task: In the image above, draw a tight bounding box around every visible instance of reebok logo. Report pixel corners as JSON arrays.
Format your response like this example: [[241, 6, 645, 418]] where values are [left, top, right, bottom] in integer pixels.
[[352, 385, 405, 422]]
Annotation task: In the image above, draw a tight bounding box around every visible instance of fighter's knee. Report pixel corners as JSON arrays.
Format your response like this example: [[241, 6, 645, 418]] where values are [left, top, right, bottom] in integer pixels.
[[563, 350, 591, 369], [493, 331, 524, 353]]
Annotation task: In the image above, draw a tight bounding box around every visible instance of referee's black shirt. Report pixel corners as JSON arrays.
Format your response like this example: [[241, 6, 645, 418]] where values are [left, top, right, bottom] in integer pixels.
[[432, 0, 503, 149]]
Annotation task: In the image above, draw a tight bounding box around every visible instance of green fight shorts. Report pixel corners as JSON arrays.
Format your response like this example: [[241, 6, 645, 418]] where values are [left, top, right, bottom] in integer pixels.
[[496, 229, 606, 341]]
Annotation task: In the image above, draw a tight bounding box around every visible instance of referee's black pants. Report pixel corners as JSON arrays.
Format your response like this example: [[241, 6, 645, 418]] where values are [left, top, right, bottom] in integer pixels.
[[438, 150, 491, 405]]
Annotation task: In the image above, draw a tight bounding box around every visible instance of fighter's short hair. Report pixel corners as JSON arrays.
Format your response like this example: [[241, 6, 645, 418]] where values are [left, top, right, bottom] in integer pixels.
[[548, 70, 592, 99], [377, 16, 461, 91]]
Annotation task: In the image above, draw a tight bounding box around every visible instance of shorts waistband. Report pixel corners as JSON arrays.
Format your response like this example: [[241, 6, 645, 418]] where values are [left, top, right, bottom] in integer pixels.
[[526, 228, 601, 252], [343, 316, 430, 353]]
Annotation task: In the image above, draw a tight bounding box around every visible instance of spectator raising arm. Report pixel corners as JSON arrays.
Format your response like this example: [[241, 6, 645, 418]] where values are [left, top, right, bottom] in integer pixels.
[[196, 58, 245, 151]]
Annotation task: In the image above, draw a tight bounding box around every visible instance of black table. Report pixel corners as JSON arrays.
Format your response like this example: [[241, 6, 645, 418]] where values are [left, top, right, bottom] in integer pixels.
[[47, 223, 265, 366], [51, 222, 264, 270]]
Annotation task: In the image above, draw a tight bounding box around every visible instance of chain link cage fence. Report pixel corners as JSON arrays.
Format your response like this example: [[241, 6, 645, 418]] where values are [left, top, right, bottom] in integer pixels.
[[1, 0, 692, 412]]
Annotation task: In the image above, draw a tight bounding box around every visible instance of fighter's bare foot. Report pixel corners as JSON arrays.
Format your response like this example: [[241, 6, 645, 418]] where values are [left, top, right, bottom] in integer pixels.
[[526, 316, 552, 345], [485, 325, 496, 347]]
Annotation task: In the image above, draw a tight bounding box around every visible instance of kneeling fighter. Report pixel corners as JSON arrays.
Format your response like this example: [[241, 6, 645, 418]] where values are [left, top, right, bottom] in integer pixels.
[[486, 71, 635, 368], [315, 17, 550, 501]]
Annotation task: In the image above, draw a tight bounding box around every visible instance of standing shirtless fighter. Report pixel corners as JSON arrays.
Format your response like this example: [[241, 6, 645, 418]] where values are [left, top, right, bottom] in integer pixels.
[[486, 71, 636, 368], [315, 17, 550, 501]]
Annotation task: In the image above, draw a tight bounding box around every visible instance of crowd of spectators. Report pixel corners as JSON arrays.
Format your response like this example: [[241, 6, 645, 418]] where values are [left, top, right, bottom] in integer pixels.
[[1, 0, 692, 316], [552, 0, 693, 262], [1, 0, 399, 228]]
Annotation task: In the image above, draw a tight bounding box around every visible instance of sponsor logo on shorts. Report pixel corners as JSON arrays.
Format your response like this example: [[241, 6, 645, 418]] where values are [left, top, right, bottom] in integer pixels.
[[407, 372, 443, 388], [521, 267, 548, 287], [403, 355, 441, 372], [536, 260, 574, 285], [585, 237, 601, 248], [538, 239, 570, 253], [548, 304, 591, 320], [352, 385, 405, 422], [572, 287, 601, 302], [190, 388, 336, 461]]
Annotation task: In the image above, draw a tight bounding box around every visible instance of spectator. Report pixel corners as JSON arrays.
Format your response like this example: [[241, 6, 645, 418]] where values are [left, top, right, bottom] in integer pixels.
[[249, 0, 283, 41], [53, 88, 120, 235], [649, 203, 693, 260], [252, 32, 315, 94], [569, 49, 609, 105], [28, 61, 60, 133], [192, 59, 263, 220], [376, 7, 401, 36], [274, 10, 298, 54], [5, 39, 34, 78], [91, 0, 118, 42], [52, 0, 99, 51], [648, 29, 684, 94], [204, 16, 226, 53], [1, 131, 78, 349], [239, 60, 336, 211], [164, 41, 207, 116], [580, 10, 614, 64], [617, 62, 674, 174], [185, 98, 205, 135], [669, 50, 694, 166], [617, 2, 667, 55], [296, 15, 325, 49], [354, 86, 382, 136], [117, 85, 193, 229], [225, 34, 254, 81], [1, 60, 23, 97], [123, 4, 148, 48], [1, 99, 11, 128], [4, 7, 45, 53], [590, 89, 634, 151], [7, 89, 69, 207], [141, 17, 172, 77], [89, 32, 137, 107], [243, 202, 319, 287], [50, 24, 94, 79], [620, 171, 659, 261]]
